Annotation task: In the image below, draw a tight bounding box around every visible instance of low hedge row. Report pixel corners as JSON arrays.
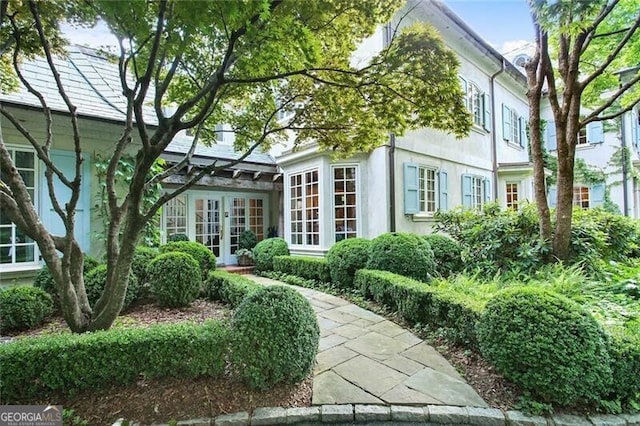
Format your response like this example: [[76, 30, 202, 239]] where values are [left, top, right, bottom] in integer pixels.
[[273, 256, 331, 283], [355, 269, 482, 346], [204, 270, 261, 307], [0, 320, 229, 403], [608, 329, 640, 404]]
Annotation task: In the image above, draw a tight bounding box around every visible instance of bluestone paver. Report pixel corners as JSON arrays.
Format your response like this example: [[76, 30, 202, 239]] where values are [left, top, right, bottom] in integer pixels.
[[314, 345, 358, 374], [318, 334, 348, 351], [368, 320, 408, 337], [344, 331, 414, 360], [405, 369, 488, 407], [318, 308, 359, 325], [382, 354, 426, 375], [401, 342, 464, 380], [333, 355, 409, 397], [379, 384, 442, 405], [332, 323, 370, 339], [312, 371, 383, 405]]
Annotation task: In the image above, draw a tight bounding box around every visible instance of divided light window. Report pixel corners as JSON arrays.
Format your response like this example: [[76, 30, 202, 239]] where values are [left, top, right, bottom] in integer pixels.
[[333, 166, 357, 242], [164, 195, 188, 239], [460, 77, 490, 131], [419, 167, 437, 214], [289, 169, 319, 246], [506, 182, 519, 210], [573, 186, 590, 208], [0, 148, 38, 266]]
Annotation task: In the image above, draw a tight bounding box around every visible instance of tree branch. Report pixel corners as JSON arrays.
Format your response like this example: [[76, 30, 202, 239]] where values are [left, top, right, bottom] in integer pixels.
[[581, 72, 640, 124]]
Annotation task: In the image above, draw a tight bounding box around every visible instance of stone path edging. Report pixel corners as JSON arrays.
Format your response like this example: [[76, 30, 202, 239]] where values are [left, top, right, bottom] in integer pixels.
[[112, 404, 640, 425]]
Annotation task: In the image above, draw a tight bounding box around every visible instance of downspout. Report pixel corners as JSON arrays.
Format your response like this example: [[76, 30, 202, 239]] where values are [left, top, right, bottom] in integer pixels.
[[389, 133, 397, 232], [621, 111, 629, 215], [490, 60, 506, 200]]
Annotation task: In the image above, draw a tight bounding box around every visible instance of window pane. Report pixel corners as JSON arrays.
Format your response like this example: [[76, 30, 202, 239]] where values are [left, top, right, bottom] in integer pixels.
[[16, 151, 35, 168]]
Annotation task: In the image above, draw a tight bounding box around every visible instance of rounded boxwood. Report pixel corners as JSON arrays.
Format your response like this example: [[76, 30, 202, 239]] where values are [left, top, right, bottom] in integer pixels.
[[131, 246, 159, 287], [0, 286, 53, 332], [477, 287, 612, 406], [84, 264, 140, 310], [326, 238, 371, 288], [230, 285, 319, 390], [366, 233, 435, 282], [160, 241, 216, 279], [422, 234, 462, 277], [167, 233, 189, 242], [33, 255, 100, 309], [238, 229, 258, 250], [148, 252, 202, 308], [253, 238, 289, 272]]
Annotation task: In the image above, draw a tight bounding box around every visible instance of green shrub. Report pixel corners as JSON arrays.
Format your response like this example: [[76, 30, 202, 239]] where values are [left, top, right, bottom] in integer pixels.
[[0, 286, 53, 332], [326, 238, 370, 288], [204, 270, 261, 308], [477, 287, 612, 406], [0, 320, 229, 403], [148, 252, 201, 308], [355, 269, 482, 346], [253, 238, 289, 273], [366, 233, 435, 282], [238, 229, 258, 250], [33, 255, 100, 309], [230, 286, 319, 390], [160, 241, 216, 279], [131, 246, 159, 287], [167, 233, 189, 242], [273, 255, 330, 283], [423, 234, 462, 277], [84, 264, 140, 310], [607, 328, 640, 404]]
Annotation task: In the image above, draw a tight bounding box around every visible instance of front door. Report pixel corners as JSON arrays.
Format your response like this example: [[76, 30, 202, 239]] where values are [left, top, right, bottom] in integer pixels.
[[194, 198, 223, 264]]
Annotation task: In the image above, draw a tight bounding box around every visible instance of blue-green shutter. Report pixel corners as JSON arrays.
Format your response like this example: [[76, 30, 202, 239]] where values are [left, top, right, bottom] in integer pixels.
[[483, 93, 491, 131], [632, 111, 639, 150], [519, 116, 527, 148], [462, 174, 473, 208], [548, 185, 558, 208], [459, 76, 468, 110], [546, 121, 557, 151], [483, 178, 491, 203], [438, 170, 448, 211], [502, 104, 511, 141], [587, 121, 604, 144], [590, 183, 605, 208], [404, 162, 419, 214], [39, 150, 91, 252]]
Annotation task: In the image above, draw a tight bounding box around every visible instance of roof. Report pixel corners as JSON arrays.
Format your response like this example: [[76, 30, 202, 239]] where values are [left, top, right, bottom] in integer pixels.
[[166, 136, 276, 165]]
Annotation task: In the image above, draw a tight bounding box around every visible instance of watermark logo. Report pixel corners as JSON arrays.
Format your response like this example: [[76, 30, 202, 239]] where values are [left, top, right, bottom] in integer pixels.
[[0, 405, 62, 426]]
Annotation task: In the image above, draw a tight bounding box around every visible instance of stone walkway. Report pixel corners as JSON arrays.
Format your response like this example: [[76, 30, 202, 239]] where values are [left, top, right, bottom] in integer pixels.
[[246, 275, 487, 408]]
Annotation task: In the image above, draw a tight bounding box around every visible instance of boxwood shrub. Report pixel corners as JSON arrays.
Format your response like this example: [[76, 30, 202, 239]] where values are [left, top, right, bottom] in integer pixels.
[[148, 252, 201, 308], [33, 255, 100, 309], [230, 286, 319, 390], [84, 264, 140, 310], [204, 270, 261, 308], [0, 286, 53, 332], [607, 328, 640, 404], [355, 269, 482, 346], [253, 238, 289, 273], [167, 233, 189, 242], [0, 320, 229, 403], [422, 234, 462, 277], [477, 287, 612, 406], [160, 241, 216, 279], [273, 255, 330, 283], [131, 246, 159, 287], [366, 233, 435, 282], [326, 238, 370, 288]]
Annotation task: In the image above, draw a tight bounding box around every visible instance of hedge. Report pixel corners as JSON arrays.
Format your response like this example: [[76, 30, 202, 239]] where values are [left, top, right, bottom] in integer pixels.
[[607, 329, 640, 404], [204, 270, 262, 308], [273, 255, 331, 283], [355, 269, 482, 346], [0, 320, 230, 403]]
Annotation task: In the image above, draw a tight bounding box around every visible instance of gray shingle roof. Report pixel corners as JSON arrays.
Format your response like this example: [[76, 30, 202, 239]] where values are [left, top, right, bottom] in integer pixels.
[[166, 135, 275, 165]]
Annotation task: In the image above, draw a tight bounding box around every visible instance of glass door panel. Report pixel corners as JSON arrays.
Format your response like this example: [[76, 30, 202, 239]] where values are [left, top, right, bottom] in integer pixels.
[[195, 198, 222, 262]]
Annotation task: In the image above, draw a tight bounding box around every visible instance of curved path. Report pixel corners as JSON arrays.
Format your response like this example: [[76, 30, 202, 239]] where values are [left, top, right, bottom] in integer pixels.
[[246, 275, 487, 408]]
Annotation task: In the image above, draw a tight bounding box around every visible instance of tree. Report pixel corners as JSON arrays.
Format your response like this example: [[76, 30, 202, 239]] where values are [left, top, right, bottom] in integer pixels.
[[526, 0, 640, 261], [0, 0, 471, 332]]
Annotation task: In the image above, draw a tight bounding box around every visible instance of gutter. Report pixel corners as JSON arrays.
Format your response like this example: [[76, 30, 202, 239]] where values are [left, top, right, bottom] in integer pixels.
[[490, 60, 506, 200], [389, 133, 396, 232]]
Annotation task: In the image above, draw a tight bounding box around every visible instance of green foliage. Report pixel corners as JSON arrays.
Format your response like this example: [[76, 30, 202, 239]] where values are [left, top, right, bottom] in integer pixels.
[[422, 234, 462, 277], [435, 204, 549, 276], [571, 208, 640, 262], [167, 233, 189, 242], [0, 286, 53, 332], [0, 320, 229, 403], [230, 286, 319, 390], [253, 238, 290, 273], [607, 328, 640, 405], [477, 287, 612, 406], [131, 246, 159, 287], [84, 265, 140, 310], [355, 269, 482, 346], [326, 237, 370, 288], [148, 252, 201, 308], [160, 241, 216, 279], [62, 409, 90, 426], [238, 229, 258, 251], [273, 255, 330, 283], [366, 232, 435, 282], [32, 255, 100, 309], [204, 270, 261, 308]]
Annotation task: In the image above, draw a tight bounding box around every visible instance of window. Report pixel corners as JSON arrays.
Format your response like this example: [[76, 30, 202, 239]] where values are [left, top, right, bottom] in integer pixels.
[[502, 104, 526, 147], [164, 195, 187, 239], [195, 198, 221, 257], [419, 167, 437, 214], [577, 127, 588, 145], [471, 176, 483, 209], [460, 77, 490, 130], [573, 186, 590, 208], [333, 166, 357, 242], [462, 174, 490, 211], [230, 198, 246, 255], [0, 148, 38, 266], [289, 169, 319, 246], [248, 199, 264, 241], [506, 182, 519, 210]]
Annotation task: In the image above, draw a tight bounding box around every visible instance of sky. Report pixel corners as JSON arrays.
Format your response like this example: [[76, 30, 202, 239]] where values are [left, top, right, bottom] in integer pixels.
[[61, 0, 535, 55]]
